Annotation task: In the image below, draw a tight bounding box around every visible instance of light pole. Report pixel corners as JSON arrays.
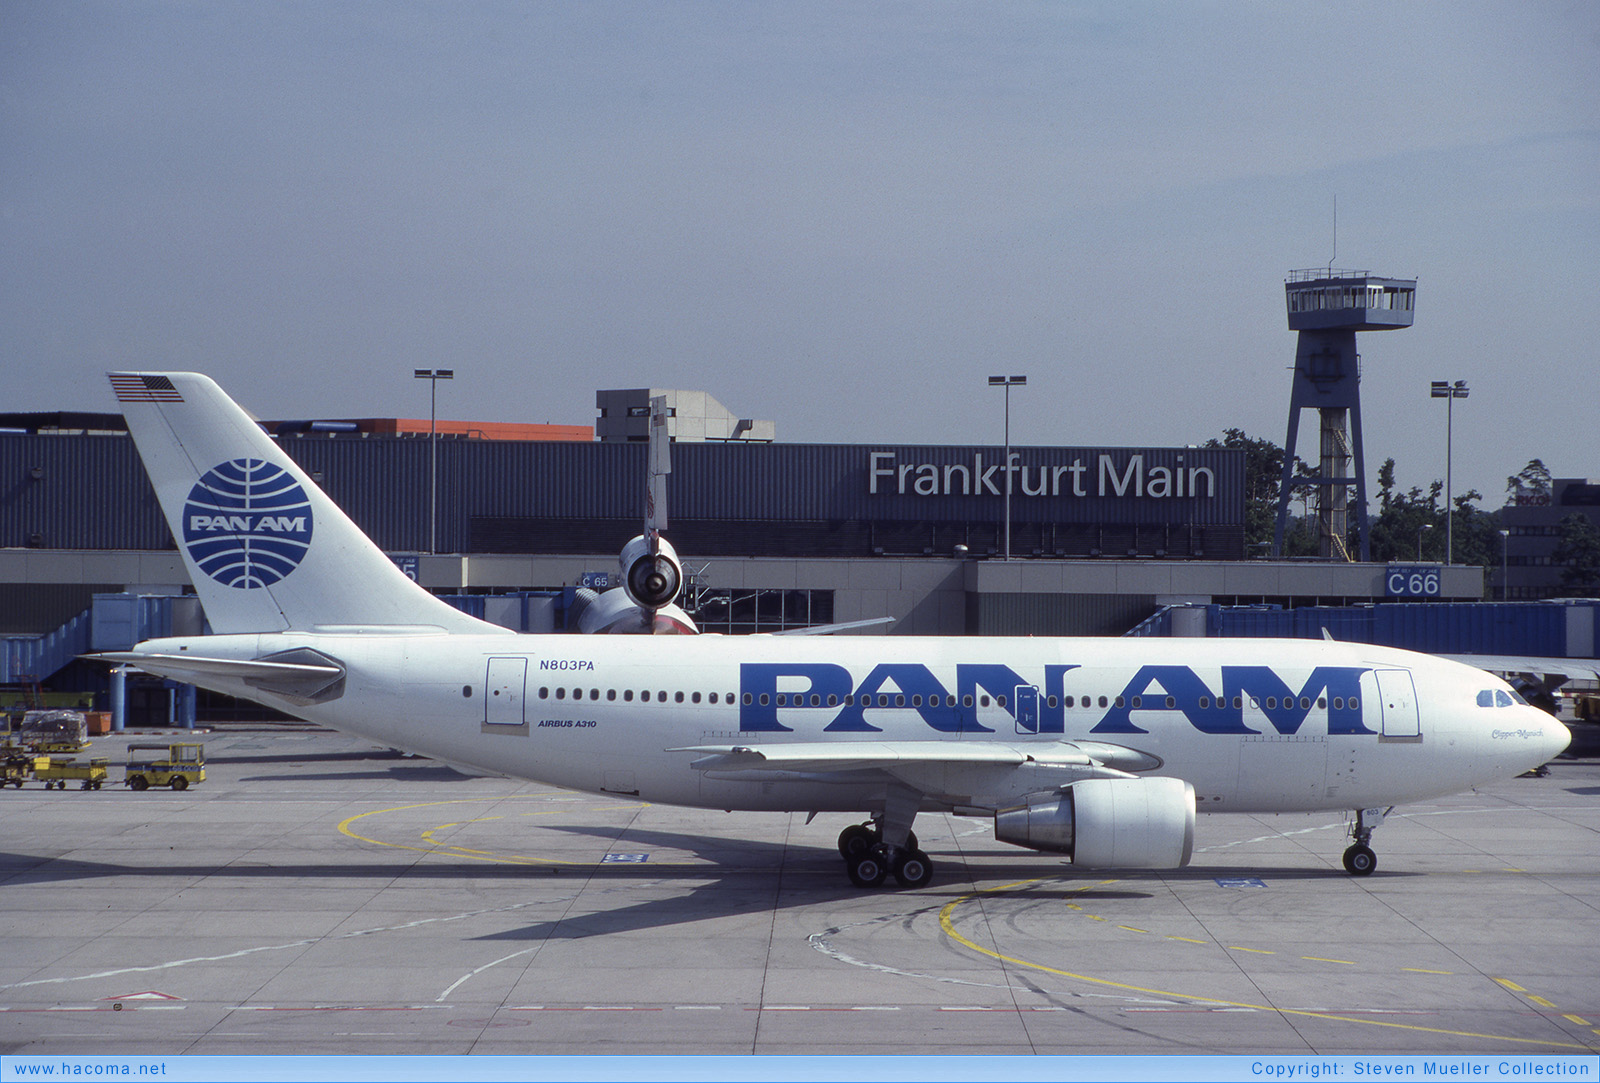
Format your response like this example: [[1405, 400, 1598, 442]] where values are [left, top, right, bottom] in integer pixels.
[[413, 368, 454, 555], [1499, 528, 1511, 601], [988, 375, 1027, 560], [1430, 380, 1469, 564], [1417, 522, 1433, 561]]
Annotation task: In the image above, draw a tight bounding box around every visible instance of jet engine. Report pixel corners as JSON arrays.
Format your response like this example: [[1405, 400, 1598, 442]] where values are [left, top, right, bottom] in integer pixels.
[[993, 777, 1195, 869], [621, 534, 683, 610]]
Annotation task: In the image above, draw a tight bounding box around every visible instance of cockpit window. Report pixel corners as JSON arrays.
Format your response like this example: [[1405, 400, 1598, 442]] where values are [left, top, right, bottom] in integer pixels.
[[1477, 688, 1525, 708], [1476, 690, 1494, 707], [1495, 689, 1515, 707]]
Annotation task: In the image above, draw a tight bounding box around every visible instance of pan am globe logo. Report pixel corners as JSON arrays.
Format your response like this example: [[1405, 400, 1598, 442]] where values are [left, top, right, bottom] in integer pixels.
[[182, 459, 314, 588]]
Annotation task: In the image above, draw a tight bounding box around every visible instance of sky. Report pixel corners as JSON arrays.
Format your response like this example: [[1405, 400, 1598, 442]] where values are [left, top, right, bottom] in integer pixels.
[[3, 1, 1596, 509]]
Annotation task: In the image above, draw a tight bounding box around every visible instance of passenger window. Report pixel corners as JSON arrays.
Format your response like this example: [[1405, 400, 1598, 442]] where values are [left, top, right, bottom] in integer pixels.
[[1349, 697, 1359, 711], [1099, 696, 1109, 709], [1333, 697, 1343, 710], [743, 693, 753, 705], [963, 695, 974, 708], [911, 695, 922, 707], [1317, 697, 1326, 709], [1166, 697, 1176, 709], [1198, 696, 1209, 709], [776, 694, 787, 707], [555, 688, 565, 700], [624, 689, 634, 702], [1047, 696, 1058, 708], [1266, 697, 1277, 710], [708, 692, 718, 705], [827, 695, 838, 707], [811, 694, 821, 707], [607, 689, 616, 701], [539, 687, 549, 700], [675, 692, 684, 704], [758, 694, 769, 706], [1300, 697, 1311, 710], [1130, 696, 1140, 709], [980, 696, 991, 707], [896, 695, 906, 707], [692, 692, 701, 704]]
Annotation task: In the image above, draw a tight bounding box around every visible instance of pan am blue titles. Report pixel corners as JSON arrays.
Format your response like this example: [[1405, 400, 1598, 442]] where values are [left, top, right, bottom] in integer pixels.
[[97, 373, 1569, 888]]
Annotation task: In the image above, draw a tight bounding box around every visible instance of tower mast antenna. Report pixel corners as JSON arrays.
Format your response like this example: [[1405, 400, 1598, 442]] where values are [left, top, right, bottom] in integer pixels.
[[1329, 195, 1337, 274]]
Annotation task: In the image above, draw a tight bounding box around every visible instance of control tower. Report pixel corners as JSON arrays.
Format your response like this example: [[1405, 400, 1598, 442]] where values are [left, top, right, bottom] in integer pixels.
[[1272, 269, 1416, 561]]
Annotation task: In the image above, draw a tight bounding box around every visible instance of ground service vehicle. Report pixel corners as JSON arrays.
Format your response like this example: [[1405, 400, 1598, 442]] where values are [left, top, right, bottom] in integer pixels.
[[124, 743, 205, 791], [34, 756, 110, 790]]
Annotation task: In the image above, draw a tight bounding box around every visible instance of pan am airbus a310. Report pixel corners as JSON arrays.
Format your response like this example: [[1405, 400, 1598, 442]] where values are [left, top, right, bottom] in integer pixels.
[[94, 372, 1568, 889]]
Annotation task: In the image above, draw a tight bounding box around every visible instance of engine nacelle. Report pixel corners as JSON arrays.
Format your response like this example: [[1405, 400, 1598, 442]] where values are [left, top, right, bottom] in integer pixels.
[[620, 535, 683, 610], [994, 777, 1196, 869]]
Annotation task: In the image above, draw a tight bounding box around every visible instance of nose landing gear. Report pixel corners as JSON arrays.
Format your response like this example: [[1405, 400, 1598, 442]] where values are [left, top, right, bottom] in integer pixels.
[[1342, 806, 1391, 876]]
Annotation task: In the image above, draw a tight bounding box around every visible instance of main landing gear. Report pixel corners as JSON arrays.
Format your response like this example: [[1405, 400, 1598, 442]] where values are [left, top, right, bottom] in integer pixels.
[[837, 819, 933, 889], [1342, 806, 1391, 876]]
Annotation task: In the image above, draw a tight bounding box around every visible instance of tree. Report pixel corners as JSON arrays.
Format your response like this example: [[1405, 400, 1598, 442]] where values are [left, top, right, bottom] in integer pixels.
[[1203, 428, 1315, 555], [1552, 513, 1600, 594], [1506, 459, 1553, 505], [1366, 457, 1445, 563]]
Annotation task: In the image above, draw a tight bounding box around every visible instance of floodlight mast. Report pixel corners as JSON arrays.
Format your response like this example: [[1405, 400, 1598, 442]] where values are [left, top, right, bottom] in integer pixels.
[[988, 375, 1026, 560]]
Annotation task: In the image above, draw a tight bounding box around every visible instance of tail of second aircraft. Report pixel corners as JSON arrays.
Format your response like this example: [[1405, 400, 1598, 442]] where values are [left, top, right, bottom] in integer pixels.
[[110, 372, 507, 636]]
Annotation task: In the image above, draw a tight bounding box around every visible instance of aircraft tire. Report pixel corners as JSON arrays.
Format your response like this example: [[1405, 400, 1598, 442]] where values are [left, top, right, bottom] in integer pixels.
[[892, 849, 933, 889], [1343, 844, 1377, 876], [847, 851, 888, 889], [838, 824, 875, 859]]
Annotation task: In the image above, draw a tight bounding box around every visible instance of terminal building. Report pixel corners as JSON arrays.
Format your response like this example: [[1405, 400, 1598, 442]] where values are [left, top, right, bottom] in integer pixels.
[[4, 385, 1483, 642]]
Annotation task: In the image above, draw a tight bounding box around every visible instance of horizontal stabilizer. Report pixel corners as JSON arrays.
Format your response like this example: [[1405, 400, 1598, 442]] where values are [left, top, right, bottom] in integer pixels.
[[87, 649, 347, 704]]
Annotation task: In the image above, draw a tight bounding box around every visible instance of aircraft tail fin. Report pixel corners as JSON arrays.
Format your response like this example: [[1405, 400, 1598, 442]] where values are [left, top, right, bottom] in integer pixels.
[[109, 372, 509, 636]]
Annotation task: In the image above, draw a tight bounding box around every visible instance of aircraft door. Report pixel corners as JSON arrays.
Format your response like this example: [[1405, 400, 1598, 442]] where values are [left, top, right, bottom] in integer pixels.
[[1374, 669, 1420, 741], [484, 656, 528, 731], [1014, 685, 1040, 734]]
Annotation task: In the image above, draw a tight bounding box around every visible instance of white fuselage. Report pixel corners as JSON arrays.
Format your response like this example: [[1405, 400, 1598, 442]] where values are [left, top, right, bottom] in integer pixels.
[[131, 631, 1567, 818]]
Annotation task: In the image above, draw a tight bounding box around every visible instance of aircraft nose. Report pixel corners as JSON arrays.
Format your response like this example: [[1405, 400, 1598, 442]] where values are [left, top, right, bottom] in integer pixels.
[[1539, 712, 1572, 761]]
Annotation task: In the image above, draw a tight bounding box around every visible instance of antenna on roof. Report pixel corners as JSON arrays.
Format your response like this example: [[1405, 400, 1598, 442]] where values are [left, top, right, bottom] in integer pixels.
[[1329, 194, 1337, 274]]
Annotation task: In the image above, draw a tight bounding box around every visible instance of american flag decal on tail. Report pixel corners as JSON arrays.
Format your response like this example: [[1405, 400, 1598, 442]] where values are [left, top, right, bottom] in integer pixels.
[[110, 374, 185, 403]]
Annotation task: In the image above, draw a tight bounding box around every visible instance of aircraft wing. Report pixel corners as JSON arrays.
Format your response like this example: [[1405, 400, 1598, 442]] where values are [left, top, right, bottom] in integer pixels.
[[1442, 654, 1600, 681], [673, 739, 1161, 777]]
